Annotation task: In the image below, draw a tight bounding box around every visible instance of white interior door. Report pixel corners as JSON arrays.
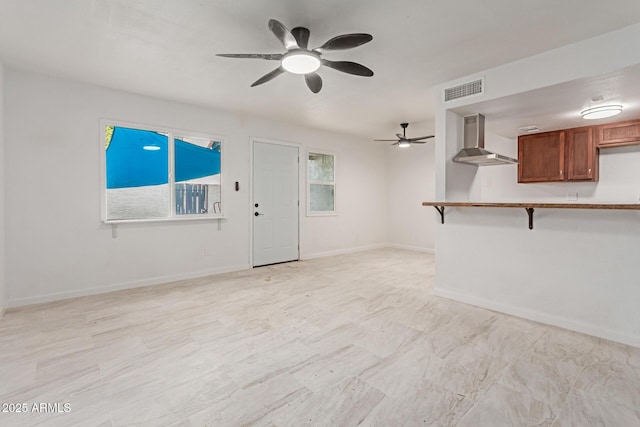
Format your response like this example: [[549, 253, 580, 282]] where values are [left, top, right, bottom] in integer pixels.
[[252, 141, 299, 267]]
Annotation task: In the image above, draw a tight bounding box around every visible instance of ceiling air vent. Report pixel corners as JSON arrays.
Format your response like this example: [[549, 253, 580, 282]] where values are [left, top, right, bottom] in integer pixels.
[[444, 78, 483, 102]]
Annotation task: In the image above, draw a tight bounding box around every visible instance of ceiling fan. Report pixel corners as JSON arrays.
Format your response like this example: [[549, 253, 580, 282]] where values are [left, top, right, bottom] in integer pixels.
[[374, 123, 435, 147], [217, 19, 374, 93]]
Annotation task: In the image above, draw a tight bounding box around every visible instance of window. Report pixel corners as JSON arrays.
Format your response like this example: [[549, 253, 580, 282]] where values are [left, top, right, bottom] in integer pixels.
[[307, 151, 335, 215], [102, 122, 223, 222]]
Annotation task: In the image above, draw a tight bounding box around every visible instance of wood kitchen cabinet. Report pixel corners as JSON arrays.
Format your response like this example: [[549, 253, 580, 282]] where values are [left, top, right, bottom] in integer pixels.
[[567, 126, 598, 181], [518, 127, 598, 183], [596, 119, 640, 148], [518, 131, 565, 183]]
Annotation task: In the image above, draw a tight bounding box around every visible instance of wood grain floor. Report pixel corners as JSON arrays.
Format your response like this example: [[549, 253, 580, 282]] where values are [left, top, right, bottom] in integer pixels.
[[0, 248, 639, 426]]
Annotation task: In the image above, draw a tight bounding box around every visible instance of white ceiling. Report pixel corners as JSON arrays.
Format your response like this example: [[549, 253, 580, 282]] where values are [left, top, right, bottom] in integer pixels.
[[1, 0, 640, 140]]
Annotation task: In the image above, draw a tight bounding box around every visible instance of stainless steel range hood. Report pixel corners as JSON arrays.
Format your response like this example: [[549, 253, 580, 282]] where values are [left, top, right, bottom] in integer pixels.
[[453, 114, 518, 166]]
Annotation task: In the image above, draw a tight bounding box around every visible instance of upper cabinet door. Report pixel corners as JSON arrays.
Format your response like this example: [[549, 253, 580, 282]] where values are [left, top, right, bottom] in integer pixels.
[[518, 131, 565, 183], [567, 127, 598, 181], [597, 119, 640, 148]]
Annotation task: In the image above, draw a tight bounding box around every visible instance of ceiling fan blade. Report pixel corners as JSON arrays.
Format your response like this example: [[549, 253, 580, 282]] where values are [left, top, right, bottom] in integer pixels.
[[318, 33, 372, 51], [250, 67, 285, 87], [373, 139, 399, 142], [395, 133, 404, 139], [322, 60, 374, 77], [409, 141, 427, 144], [408, 135, 435, 141], [268, 19, 299, 50], [391, 141, 400, 146], [291, 27, 310, 49], [304, 73, 322, 93], [217, 53, 283, 60]]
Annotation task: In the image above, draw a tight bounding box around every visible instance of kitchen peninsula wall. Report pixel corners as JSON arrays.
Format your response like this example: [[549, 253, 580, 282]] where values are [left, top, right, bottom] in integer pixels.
[[433, 23, 640, 348]]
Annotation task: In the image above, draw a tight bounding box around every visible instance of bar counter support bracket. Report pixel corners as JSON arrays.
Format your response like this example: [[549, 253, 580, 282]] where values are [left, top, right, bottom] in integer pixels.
[[525, 207, 534, 230], [434, 206, 445, 224]]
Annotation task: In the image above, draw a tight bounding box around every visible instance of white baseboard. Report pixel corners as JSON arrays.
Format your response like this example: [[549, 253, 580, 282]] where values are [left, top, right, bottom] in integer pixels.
[[7, 264, 251, 308], [386, 244, 435, 254], [301, 243, 435, 260], [433, 287, 640, 349], [301, 243, 388, 260]]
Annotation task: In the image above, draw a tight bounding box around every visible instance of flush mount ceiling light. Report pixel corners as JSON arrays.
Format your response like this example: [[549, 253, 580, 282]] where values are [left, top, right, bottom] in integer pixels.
[[581, 105, 623, 120], [518, 125, 540, 133], [281, 51, 321, 74]]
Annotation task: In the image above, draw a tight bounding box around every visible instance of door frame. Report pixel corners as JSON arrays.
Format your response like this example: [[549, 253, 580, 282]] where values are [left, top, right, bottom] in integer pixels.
[[249, 137, 301, 268]]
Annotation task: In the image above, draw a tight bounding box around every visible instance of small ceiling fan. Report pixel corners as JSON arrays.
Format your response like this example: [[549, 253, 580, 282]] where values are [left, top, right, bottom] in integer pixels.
[[374, 123, 435, 147], [217, 19, 374, 93]]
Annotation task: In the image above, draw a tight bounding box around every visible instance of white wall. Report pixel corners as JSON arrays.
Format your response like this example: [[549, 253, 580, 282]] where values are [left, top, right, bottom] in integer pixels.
[[434, 23, 640, 347], [299, 136, 390, 259], [0, 61, 5, 315], [4, 68, 389, 307], [387, 141, 436, 252]]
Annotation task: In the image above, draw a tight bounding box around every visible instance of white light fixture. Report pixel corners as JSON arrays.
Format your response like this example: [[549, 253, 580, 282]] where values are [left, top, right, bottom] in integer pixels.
[[398, 141, 411, 148], [281, 51, 321, 74], [143, 145, 161, 151], [581, 104, 623, 120], [518, 125, 540, 133]]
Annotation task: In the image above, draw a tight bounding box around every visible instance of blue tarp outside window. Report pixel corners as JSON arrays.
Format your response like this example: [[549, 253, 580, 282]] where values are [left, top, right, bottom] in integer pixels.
[[106, 126, 221, 189]]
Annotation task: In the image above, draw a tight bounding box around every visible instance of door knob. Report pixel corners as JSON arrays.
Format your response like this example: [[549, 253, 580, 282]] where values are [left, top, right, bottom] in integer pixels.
[[255, 212, 263, 216]]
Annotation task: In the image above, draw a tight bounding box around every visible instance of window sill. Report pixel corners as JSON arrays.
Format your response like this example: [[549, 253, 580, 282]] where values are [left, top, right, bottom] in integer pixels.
[[306, 212, 337, 217], [103, 215, 225, 225]]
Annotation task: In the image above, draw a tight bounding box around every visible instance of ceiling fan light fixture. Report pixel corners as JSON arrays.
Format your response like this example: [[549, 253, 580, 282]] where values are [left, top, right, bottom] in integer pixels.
[[581, 104, 622, 120], [398, 141, 411, 148], [281, 51, 321, 74]]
